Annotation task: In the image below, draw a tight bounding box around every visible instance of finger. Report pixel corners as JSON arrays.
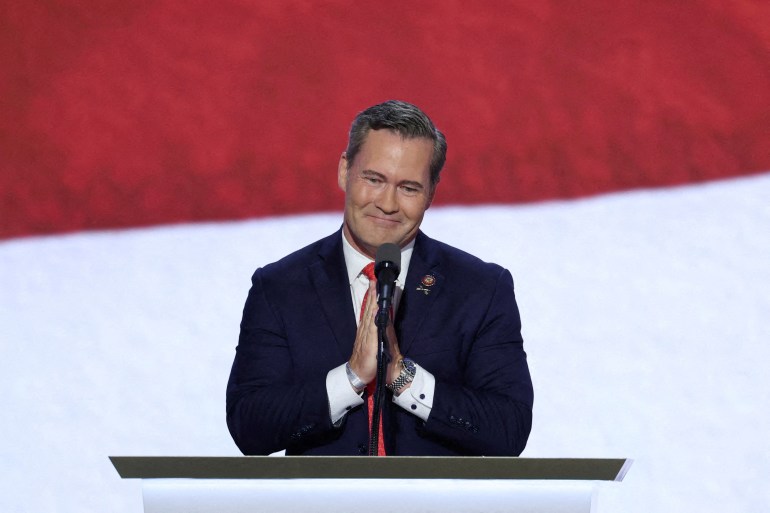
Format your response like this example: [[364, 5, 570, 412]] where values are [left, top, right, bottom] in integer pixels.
[[364, 281, 377, 320]]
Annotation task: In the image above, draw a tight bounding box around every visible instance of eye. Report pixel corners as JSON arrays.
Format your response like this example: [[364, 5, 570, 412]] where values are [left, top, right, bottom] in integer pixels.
[[362, 174, 382, 185], [400, 185, 420, 195]]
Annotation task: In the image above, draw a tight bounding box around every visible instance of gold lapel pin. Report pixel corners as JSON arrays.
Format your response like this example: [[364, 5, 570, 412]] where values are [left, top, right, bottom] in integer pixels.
[[416, 274, 436, 295]]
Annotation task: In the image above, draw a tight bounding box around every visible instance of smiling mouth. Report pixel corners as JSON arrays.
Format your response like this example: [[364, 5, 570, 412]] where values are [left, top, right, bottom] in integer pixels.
[[366, 215, 400, 225]]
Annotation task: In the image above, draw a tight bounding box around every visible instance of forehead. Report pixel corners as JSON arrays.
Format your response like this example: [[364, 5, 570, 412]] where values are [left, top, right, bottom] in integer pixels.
[[354, 129, 433, 179]]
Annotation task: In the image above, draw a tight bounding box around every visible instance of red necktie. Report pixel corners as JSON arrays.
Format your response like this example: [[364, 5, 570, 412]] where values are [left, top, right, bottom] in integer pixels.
[[360, 262, 386, 456]]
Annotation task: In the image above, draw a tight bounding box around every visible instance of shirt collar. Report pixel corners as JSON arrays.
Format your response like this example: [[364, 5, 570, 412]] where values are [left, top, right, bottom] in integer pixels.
[[342, 232, 414, 286]]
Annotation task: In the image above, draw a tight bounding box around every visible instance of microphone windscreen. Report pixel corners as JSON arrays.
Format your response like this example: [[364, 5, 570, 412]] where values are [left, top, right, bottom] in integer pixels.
[[375, 243, 401, 276]]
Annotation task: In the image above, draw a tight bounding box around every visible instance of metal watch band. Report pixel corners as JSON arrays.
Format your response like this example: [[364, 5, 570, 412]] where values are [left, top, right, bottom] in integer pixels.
[[386, 358, 416, 393]]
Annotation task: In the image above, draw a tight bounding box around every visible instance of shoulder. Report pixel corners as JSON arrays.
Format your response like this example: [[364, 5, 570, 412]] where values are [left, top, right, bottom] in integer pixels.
[[253, 231, 340, 282], [417, 232, 507, 281]]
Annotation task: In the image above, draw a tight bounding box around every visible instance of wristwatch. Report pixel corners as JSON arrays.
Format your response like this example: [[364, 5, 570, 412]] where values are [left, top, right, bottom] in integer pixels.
[[386, 357, 416, 395]]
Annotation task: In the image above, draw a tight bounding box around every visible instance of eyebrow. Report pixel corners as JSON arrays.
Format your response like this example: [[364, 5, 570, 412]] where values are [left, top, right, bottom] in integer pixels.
[[361, 169, 426, 190]]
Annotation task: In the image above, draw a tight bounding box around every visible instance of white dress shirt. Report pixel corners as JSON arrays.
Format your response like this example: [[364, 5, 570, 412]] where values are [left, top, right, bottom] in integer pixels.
[[326, 233, 436, 425]]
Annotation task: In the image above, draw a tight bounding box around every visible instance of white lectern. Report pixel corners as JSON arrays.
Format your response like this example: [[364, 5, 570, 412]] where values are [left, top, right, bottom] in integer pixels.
[[111, 456, 631, 513]]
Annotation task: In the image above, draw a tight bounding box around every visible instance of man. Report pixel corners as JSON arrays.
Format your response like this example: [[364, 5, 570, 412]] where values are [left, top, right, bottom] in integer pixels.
[[226, 100, 533, 456]]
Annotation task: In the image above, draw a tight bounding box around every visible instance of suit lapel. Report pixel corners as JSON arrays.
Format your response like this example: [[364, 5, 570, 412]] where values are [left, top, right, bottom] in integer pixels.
[[307, 230, 444, 359], [395, 232, 443, 355], [309, 231, 358, 359]]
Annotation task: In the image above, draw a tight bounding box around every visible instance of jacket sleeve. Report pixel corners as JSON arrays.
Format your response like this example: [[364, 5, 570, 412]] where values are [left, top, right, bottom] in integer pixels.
[[418, 269, 533, 455], [225, 269, 338, 455]]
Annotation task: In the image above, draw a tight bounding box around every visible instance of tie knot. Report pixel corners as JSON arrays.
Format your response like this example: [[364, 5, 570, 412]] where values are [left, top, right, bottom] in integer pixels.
[[361, 262, 376, 282]]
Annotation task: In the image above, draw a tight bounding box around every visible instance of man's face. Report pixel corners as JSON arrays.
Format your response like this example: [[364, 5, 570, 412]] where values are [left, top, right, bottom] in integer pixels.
[[338, 129, 435, 259]]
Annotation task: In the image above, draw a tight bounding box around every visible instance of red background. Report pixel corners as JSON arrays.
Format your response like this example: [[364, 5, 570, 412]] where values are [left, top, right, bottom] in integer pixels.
[[2, 1, 769, 240]]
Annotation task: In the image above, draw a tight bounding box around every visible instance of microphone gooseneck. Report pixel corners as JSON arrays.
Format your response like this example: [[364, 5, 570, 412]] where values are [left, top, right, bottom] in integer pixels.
[[370, 243, 401, 455]]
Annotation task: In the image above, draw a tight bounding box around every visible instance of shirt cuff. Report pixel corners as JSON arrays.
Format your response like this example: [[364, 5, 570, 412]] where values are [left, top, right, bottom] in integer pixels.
[[327, 363, 365, 425], [392, 363, 435, 421]]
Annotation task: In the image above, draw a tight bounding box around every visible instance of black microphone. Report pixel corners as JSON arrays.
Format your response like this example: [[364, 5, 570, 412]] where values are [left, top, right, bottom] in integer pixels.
[[374, 243, 401, 328]]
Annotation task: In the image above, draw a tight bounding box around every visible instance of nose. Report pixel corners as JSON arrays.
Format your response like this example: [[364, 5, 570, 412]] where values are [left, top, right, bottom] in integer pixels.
[[375, 185, 399, 215]]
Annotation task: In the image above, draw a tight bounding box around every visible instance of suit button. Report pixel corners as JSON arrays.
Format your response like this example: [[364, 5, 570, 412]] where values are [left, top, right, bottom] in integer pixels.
[[358, 444, 367, 455], [411, 404, 417, 410], [419, 394, 425, 400]]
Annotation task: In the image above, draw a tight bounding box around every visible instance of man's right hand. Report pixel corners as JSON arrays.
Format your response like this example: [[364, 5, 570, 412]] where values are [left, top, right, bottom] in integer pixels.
[[347, 280, 379, 385]]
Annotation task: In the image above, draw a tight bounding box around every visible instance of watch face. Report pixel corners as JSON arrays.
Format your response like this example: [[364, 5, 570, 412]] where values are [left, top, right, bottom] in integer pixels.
[[402, 358, 416, 374]]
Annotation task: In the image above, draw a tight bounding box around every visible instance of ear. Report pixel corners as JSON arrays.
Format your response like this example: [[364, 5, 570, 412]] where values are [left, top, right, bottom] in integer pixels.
[[337, 152, 349, 191]]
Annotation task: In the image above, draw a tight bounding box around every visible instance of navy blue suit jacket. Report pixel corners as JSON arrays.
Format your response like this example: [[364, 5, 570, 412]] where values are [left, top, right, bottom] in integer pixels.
[[226, 230, 533, 455]]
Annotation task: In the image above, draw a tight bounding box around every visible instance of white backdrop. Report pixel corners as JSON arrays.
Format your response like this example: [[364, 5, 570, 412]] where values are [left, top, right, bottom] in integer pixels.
[[1, 173, 768, 512]]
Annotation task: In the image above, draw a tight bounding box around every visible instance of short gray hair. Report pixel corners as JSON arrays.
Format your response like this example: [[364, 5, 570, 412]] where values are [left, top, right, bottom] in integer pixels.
[[345, 100, 447, 188]]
